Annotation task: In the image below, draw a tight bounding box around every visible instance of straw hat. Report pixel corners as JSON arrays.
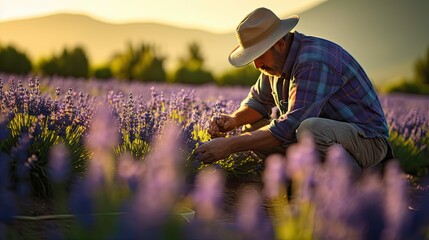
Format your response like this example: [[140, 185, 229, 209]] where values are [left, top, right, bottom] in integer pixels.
[[228, 8, 299, 67]]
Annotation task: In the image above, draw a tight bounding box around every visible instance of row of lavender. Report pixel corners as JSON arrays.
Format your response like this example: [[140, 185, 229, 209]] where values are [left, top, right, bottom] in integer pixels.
[[1, 74, 426, 177], [1, 75, 429, 238]]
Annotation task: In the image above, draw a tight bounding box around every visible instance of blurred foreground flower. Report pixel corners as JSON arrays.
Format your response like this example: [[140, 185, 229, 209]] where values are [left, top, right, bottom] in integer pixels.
[[49, 143, 70, 183], [186, 166, 235, 240], [236, 185, 274, 240], [116, 123, 186, 239], [0, 153, 17, 223], [263, 154, 286, 200]]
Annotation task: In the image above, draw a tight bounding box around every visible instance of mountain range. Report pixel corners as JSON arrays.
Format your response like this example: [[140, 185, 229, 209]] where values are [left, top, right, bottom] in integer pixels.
[[1, 0, 428, 86]]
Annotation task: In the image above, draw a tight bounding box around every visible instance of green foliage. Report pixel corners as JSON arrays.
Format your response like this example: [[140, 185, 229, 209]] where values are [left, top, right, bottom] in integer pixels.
[[133, 49, 167, 82], [389, 131, 429, 176], [414, 45, 429, 85], [271, 198, 315, 240], [217, 65, 260, 86], [171, 66, 214, 84], [114, 136, 151, 160], [110, 42, 167, 82], [39, 46, 89, 78], [0, 45, 32, 74], [170, 42, 215, 84], [385, 78, 429, 95], [5, 114, 59, 197], [93, 65, 113, 79], [2, 113, 89, 197], [185, 42, 204, 69], [385, 45, 429, 94]]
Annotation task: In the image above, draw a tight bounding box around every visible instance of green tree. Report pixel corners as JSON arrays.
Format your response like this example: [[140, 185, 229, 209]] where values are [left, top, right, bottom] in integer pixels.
[[171, 42, 214, 84], [0, 45, 32, 74], [133, 44, 166, 82], [187, 42, 204, 69], [111, 42, 139, 81], [110, 42, 166, 82], [68, 47, 89, 78], [385, 45, 429, 95], [93, 65, 113, 79], [39, 46, 89, 78], [217, 65, 260, 86], [414, 45, 429, 85], [38, 56, 60, 76]]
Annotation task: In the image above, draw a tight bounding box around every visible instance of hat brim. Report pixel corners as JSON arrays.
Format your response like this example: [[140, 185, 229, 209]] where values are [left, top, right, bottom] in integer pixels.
[[228, 15, 299, 67]]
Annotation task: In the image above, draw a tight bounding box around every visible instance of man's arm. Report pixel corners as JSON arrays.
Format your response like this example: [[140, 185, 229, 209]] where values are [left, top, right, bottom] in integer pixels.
[[229, 125, 282, 151], [231, 105, 265, 127], [194, 126, 282, 164], [209, 105, 264, 137]]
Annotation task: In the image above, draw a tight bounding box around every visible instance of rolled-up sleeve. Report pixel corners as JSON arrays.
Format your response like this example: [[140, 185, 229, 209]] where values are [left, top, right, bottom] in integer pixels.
[[268, 62, 345, 146], [240, 74, 276, 118]]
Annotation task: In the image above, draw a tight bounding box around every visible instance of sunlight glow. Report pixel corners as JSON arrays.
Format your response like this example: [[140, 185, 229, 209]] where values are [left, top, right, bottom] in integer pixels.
[[0, 0, 325, 33]]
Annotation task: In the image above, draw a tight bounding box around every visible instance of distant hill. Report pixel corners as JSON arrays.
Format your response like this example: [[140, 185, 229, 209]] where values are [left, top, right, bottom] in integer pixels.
[[295, 0, 429, 84], [0, 13, 236, 73], [1, 0, 429, 86]]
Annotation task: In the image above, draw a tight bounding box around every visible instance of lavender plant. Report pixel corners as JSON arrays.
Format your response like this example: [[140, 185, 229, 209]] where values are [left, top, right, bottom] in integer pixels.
[[1, 74, 429, 239], [381, 94, 429, 175], [0, 76, 91, 197]]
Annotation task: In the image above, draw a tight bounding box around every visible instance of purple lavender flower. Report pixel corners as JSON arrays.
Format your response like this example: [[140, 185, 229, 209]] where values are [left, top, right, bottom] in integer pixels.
[[213, 101, 221, 120], [192, 166, 225, 221], [48, 143, 70, 183], [55, 87, 61, 97], [181, 122, 199, 150], [116, 124, 185, 237], [0, 116, 10, 141], [382, 160, 410, 239], [354, 171, 385, 240], [313, 145, 362, 239], [117, 153, 143, 192], [285, 133, 319, 202], [139, 111, 156, 142], [85, 106, 120, 151], [262, 154, 286, 199], [68, 178, 95, 228], [236, 185, 274, 239], [0, 152, 17, 224], [11, 134, 33, 196]]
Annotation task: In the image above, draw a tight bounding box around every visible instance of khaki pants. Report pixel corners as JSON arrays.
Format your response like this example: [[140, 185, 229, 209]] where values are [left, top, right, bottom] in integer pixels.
[[244, 117, 392, 175]]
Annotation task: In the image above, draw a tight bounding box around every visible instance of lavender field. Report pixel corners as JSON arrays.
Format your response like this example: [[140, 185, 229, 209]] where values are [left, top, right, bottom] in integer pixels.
[[1, 74, 429, 239]]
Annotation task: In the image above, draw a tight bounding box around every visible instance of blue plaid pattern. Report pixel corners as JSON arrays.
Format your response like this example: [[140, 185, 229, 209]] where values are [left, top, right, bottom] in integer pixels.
[[241, 32, 389, 145]]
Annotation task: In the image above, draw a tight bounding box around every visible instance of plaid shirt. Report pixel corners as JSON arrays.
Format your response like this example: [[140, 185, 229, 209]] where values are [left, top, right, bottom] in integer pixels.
[[241, 31, 389, 146]]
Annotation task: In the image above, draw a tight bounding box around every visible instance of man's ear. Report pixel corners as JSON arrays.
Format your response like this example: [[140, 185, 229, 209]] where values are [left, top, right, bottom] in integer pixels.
[[275, 38, 286, 51]]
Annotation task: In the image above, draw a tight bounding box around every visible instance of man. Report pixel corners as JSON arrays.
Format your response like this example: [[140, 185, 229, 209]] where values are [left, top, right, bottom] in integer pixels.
[[193, 7, 392, 175]]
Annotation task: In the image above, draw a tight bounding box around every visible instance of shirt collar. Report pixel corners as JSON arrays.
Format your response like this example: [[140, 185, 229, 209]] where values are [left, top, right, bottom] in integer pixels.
[[281, 31, 302, 80]]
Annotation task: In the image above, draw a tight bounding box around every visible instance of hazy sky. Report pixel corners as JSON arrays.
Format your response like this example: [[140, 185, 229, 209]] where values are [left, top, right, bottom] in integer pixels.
[[0, 0, 325, 33]]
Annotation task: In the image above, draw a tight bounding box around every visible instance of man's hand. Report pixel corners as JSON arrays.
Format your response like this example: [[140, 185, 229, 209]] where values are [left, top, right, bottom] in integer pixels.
[[208, 114, 238, 138], [193, 138, 231, 164]]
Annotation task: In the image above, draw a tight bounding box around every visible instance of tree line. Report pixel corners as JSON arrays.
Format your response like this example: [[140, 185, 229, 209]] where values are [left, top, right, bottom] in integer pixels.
[[3, 42, 429, 92], [0, 42, 259, 86], [385, 46, 429, 94]]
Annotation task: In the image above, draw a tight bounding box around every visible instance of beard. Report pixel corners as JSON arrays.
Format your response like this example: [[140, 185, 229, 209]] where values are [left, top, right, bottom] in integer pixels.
[[258, 48, 285, 77]]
